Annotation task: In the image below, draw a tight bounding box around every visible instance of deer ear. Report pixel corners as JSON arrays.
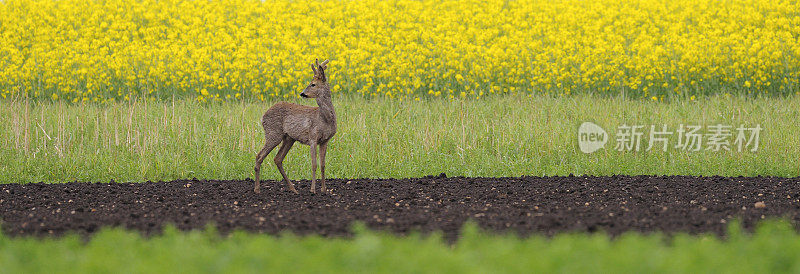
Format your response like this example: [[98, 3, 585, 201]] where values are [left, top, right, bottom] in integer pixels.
[[320, 60, 329, 70]]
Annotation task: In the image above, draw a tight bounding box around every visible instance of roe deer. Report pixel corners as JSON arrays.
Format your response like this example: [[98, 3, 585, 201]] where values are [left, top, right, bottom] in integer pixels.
[[254, 59, 336, 194]]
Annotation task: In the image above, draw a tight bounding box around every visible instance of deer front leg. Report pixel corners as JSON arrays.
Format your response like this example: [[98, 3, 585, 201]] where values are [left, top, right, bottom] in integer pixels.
[[319, 142, 328, 193], [310, 142, 318, 194]]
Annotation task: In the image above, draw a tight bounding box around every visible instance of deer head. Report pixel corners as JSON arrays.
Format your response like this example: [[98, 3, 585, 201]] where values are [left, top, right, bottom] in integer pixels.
[[300, 59, 330, 98]]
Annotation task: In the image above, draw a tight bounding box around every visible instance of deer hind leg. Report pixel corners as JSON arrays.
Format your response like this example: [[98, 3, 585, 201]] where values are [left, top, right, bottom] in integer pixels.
[[274, 137, 298, 194], [309, 141, 318, 194], [319, 142, 328, 193], [254, 133, 282, 194]]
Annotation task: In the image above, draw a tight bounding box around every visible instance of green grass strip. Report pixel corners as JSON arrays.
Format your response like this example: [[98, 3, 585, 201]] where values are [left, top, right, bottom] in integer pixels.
[[1, 95, 798, 184], [1, 221, 799, 273]]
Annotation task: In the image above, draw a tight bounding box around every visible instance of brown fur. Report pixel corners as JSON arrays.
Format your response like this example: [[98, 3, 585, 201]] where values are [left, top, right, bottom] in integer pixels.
[[254, 59, 336, 194]]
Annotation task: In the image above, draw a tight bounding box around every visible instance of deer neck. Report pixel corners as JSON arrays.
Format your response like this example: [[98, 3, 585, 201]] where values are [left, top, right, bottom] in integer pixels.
[[315, 92, 336, 125]]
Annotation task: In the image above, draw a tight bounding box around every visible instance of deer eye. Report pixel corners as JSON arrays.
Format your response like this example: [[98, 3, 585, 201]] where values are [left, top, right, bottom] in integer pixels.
[[310, 84, 316, 87]]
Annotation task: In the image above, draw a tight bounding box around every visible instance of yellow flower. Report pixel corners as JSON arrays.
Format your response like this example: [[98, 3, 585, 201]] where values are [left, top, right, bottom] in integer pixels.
[[0, 0, 796, 101]]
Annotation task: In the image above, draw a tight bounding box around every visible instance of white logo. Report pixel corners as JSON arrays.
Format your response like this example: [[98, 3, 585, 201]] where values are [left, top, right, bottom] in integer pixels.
[[578, 122, 608, 153]]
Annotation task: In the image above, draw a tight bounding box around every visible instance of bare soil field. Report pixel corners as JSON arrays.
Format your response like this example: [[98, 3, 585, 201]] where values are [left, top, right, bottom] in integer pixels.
[[2, 175, 800, 240]]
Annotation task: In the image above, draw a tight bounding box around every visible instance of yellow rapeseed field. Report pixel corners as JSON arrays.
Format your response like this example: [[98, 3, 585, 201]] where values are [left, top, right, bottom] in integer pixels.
[[0, 0, 798, 102]]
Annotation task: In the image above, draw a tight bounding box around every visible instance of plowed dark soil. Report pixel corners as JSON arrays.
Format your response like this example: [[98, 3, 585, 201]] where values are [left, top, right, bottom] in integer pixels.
[[3, 175, 800, 239]]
